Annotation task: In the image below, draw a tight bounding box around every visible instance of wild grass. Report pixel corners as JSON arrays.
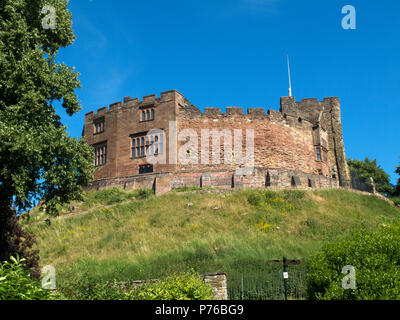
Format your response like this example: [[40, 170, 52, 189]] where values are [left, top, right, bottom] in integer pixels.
[[25, 188, 400, 298]]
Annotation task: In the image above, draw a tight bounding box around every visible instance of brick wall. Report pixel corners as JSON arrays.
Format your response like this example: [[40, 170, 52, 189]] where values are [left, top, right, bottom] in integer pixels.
[[83, 90, 350, 191]]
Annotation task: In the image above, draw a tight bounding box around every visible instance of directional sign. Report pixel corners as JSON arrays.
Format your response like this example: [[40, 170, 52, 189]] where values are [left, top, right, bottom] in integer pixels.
[[267, 259, 301, 266]]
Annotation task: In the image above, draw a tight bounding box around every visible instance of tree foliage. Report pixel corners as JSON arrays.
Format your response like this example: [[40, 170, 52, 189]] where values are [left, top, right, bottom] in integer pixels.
[[307, 223, 400, 300], [0, 212, 40, 279], [0, 0, 94, 215], [0, 255, 61, 300], [394, 157, 400, 196], [127, 273, 213, 300], [347, 157, 393, 195], [0, 0, 94, 273]]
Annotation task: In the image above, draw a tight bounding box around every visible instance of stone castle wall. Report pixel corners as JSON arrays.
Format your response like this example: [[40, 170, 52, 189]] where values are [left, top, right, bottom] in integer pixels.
[[176, 102, 330, 177], [82, 90, 350, 192]]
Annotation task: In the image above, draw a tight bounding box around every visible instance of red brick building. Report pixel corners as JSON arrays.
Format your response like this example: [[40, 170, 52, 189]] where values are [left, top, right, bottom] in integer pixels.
[[82, 90, 351, 194]]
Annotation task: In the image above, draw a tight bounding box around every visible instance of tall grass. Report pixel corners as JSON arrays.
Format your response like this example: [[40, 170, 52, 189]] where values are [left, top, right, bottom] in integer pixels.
[[26, 188, 400, 299]]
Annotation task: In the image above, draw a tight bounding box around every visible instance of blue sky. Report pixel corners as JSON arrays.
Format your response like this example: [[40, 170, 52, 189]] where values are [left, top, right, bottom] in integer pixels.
[[57, 0, 400, 184]]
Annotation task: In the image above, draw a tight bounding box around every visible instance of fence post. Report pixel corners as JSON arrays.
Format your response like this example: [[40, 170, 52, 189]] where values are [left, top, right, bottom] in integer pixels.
[[283, 256, 288, 300], [203, 272, 228, 300], [241, 273, 244, 300]]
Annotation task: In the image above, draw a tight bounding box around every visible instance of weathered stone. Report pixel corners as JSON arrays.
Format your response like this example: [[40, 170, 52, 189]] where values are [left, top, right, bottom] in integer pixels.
[[154, 174, 171, 196], [83, 91, 352, 193], [203, 273, 228, 300]]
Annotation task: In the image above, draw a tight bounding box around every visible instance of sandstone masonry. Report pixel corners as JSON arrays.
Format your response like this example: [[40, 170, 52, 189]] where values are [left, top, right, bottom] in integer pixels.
[[83, 90, 351, 192]]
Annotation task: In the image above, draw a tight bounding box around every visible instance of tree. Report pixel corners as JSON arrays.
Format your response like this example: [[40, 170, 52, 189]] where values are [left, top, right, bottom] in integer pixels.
[[0, 0, 94, 274], [394, 157, 400, 196], [347, 157, 393, 195], [307, 223, 400, 300]]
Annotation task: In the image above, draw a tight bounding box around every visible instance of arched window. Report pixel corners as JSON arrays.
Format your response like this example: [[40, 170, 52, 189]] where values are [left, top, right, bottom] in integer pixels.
[[265, 171, 271, 187], [142, 111, 146, 121], [146, 110, 150, 121], [151, 109, 154, 120]]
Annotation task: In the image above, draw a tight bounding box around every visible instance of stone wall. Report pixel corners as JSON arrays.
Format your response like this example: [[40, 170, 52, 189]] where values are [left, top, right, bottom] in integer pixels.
[[120, 273, 228, 300], [177, 103, 330, 177], [84, 90, 182, 181], [280, 96, 351, 187], [83, 90, 351, 190], [203, 273, 228, 300], [85, 167, 339, 193]]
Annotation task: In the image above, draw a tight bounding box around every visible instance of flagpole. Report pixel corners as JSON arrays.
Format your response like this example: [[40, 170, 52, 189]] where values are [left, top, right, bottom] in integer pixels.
[[287, 54, 292, 97]]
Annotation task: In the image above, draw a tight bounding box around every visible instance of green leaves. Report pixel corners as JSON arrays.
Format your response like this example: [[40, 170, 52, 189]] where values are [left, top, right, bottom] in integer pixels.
[[394, 156, 400, 197], [306, 223, 400, 300], [0, 256, 61, 300], [127, 272, 213, 300], [347, 157, 394, 195], [0, 0, 93, 216]]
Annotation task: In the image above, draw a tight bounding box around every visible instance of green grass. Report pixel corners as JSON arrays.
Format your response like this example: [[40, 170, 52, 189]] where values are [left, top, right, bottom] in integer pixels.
[[25, 187, 400, 298]]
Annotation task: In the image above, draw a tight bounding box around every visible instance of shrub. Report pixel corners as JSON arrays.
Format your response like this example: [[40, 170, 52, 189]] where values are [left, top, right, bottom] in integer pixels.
[[58, 270, 212, 300], [135, 188, 154, 200], [306, 223, 400, 299], [86, 188, 153, 206], [93, 188, 127, 205], [264, 190, 277, 200], [127, 272, 213, 300], [0, 256, 61, 300], [247, 192, 263, 206], [282, 190, 305, 201], [59, 276, 128, 300], [0, 213, 40, 279]]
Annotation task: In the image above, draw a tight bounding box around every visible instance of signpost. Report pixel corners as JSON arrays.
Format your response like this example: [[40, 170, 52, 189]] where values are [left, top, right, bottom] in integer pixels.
[[267, 257, 301, 300]]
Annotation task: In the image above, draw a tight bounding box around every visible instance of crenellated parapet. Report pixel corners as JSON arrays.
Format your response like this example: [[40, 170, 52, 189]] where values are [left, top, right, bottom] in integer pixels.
[[178, 102, 317, 130], [85, 89, 184, 121], [83, 90, 351, 190], [278, 96, 350, 187]]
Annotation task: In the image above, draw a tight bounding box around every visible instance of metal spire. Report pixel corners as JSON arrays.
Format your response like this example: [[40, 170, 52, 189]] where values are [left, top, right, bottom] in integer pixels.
[[287, 54, 292, 97]]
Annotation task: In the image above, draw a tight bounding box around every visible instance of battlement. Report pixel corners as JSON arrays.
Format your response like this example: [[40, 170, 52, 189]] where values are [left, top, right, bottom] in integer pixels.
[[82, 90, 351, 192], [180, 103, 319, 129], [178, 103, 321, 130], [85, 89, 183, 120], [279, 96, 341, 124]]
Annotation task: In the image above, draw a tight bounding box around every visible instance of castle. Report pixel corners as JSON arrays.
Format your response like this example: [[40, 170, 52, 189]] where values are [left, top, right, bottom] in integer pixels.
[[83, 90, 352, 194]]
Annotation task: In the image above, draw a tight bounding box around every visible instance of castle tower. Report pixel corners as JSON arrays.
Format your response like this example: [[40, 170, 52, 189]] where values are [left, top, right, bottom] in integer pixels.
[[280, 96, 351, 187]]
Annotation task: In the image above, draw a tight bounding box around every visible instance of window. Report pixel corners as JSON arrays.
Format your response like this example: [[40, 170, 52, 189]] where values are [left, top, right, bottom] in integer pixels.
[[141, 137, 145, 157], [132, 139, 136, 158], [316, 147, 322, 161], [154, 135, 158, 154], [93, 119, 104, 134], [139, 107, 154, 122], [131, 131, 164, 158], [94, 143, 107, 166], [139, 164, 153, 174]]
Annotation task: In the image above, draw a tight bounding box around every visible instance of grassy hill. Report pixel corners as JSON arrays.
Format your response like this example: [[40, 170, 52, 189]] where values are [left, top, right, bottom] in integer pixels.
[[23, 187, 400, 298]]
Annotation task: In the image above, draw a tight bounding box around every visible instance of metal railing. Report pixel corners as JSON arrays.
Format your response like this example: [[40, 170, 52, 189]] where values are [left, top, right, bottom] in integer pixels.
[[227, 269, 307, 300]]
